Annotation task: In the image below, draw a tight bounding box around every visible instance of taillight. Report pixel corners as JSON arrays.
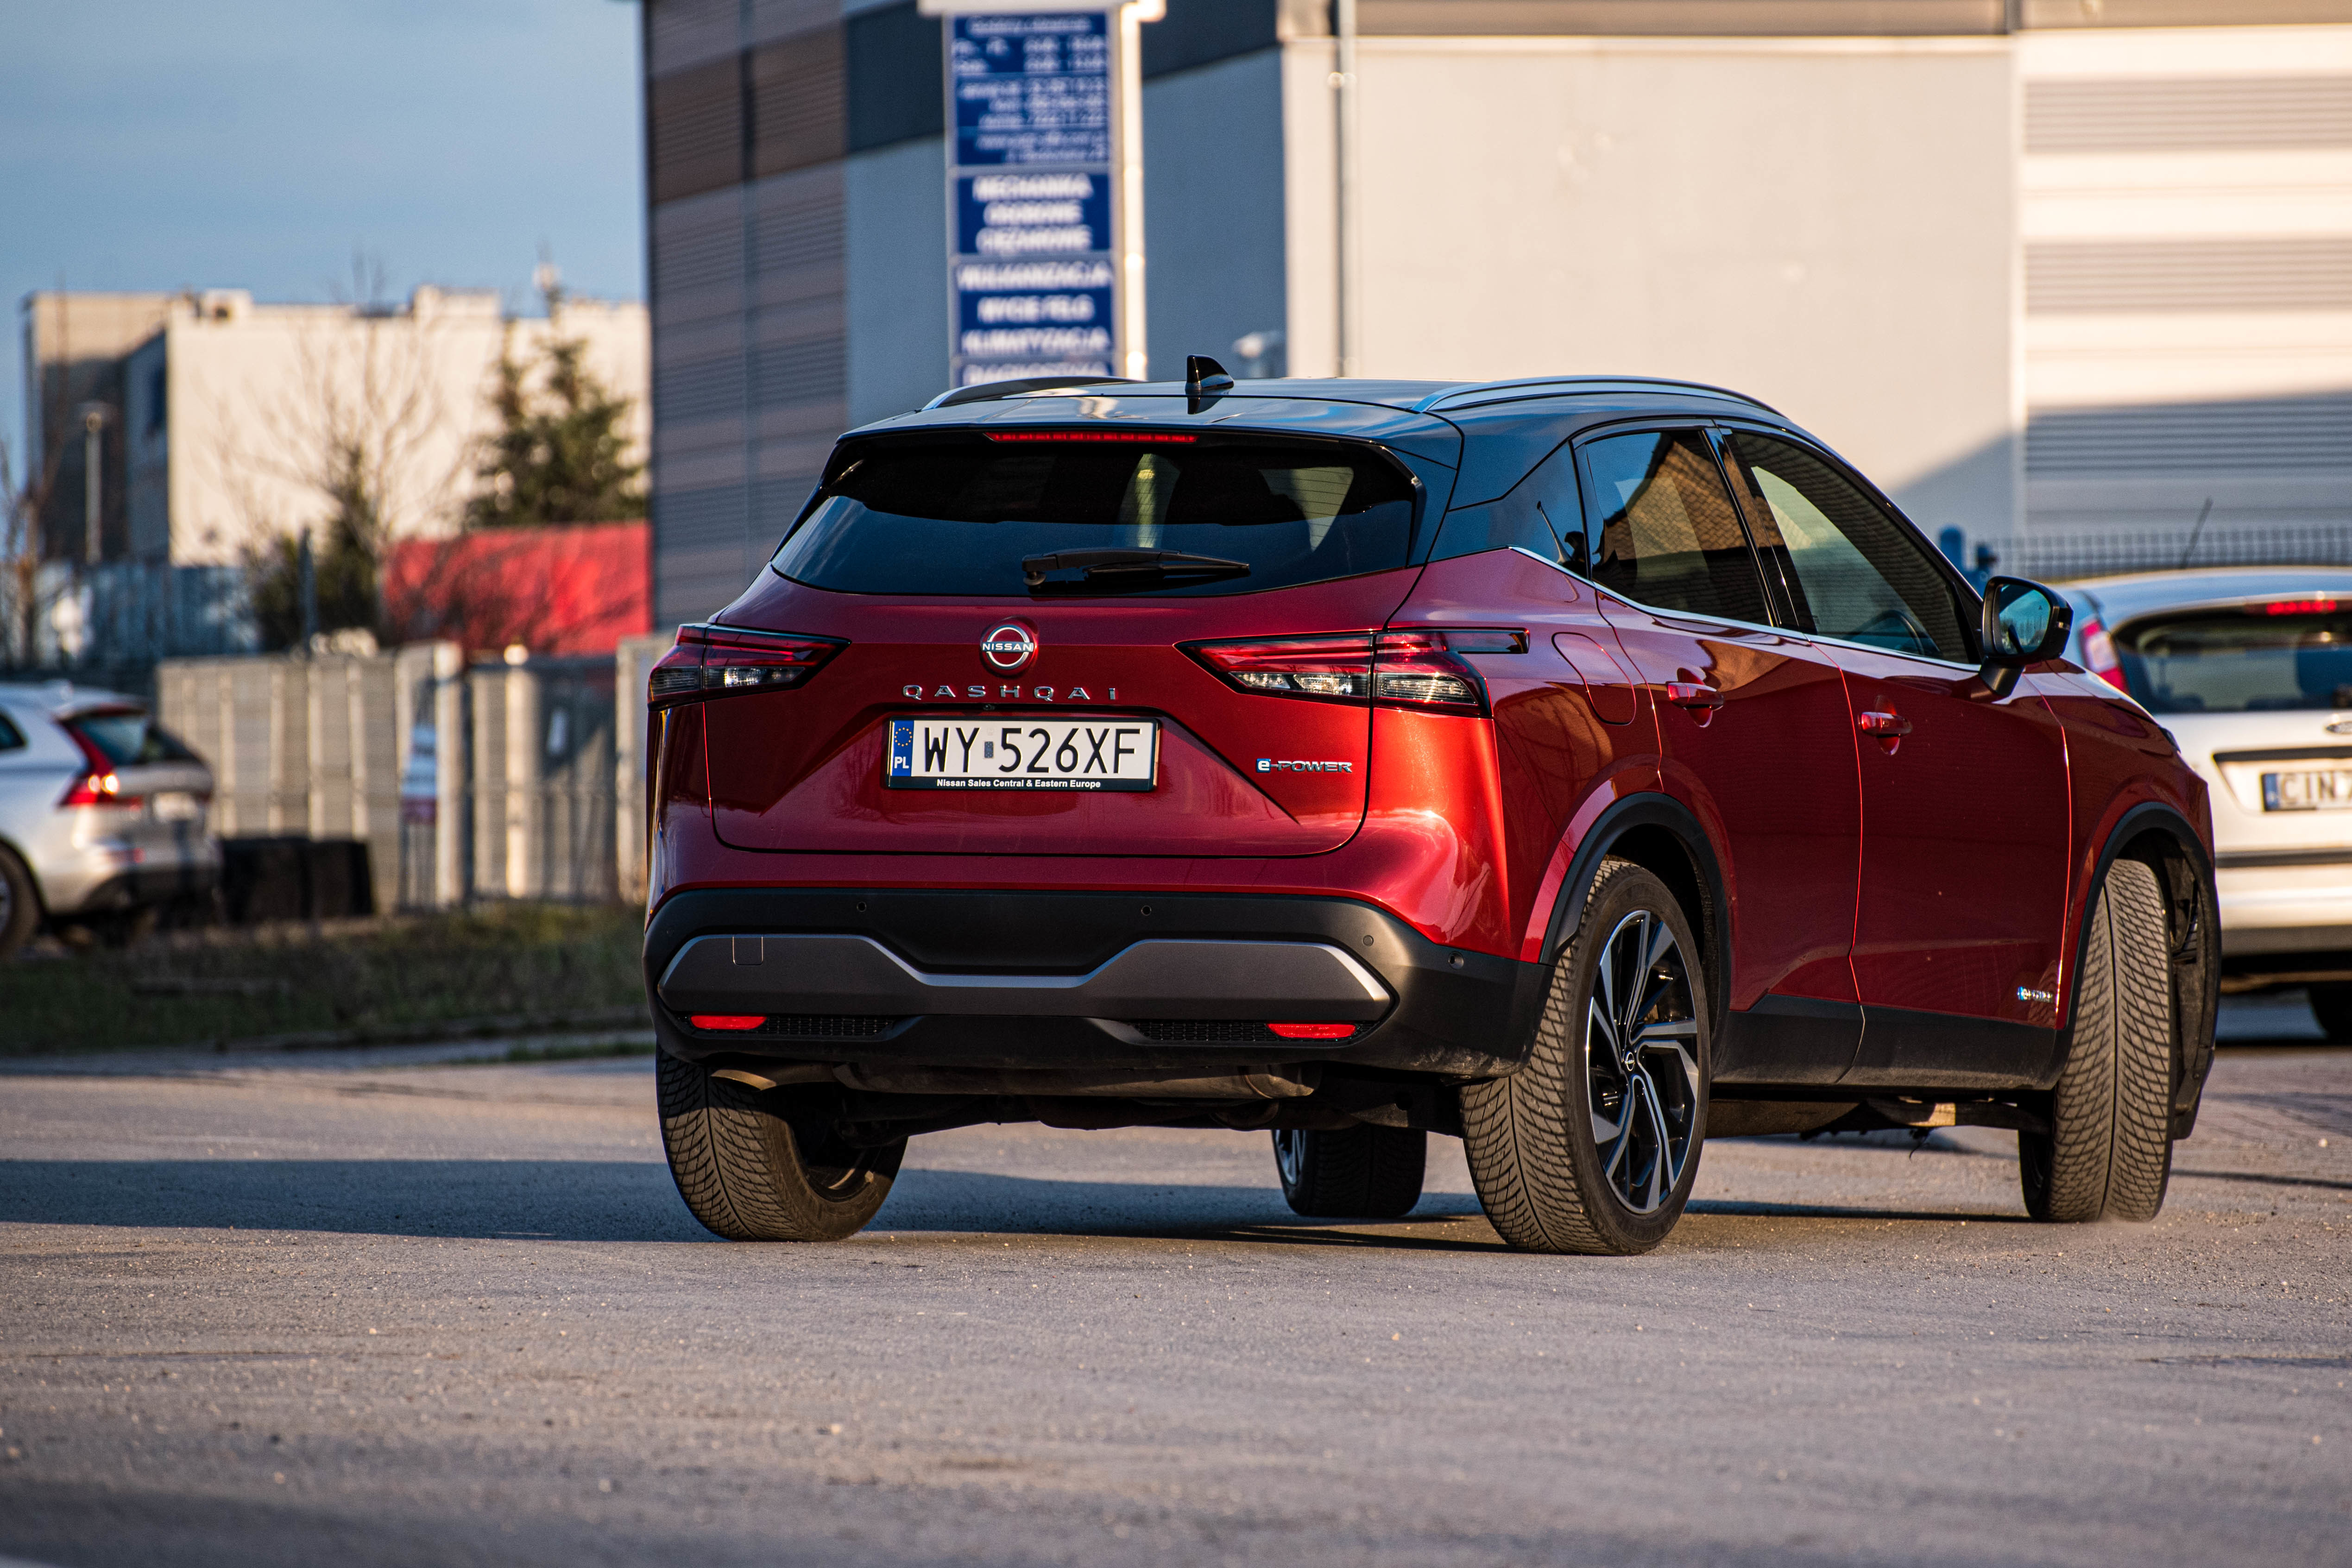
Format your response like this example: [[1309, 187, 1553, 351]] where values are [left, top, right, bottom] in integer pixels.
[[2078, 617, 2128, 692], [1187, 632, 1376, 702], [59, 726, 140, 809], [60, 771, 137, 808], [1183, 628, 1522, 716], [689, 1014, 767, 1031], [649, 623, 845, 709]]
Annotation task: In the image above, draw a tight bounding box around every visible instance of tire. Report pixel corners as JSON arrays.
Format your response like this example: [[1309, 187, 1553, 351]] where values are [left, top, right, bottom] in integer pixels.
[[657, 1052, 904, 1241], [1460, 860, 1709, 1255], [0, 845, 37, 958], [2022, 858, 2174, 1224], [2307, 982, 2352, 1044], [1272, 1125, 1426, 1218]]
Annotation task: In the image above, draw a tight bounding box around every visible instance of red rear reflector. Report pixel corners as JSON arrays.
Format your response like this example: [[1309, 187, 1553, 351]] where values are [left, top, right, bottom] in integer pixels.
[[688, 1015, 767, 1032], [985, 430, 1196, 444], [1267, 1021, 1356, 1040]]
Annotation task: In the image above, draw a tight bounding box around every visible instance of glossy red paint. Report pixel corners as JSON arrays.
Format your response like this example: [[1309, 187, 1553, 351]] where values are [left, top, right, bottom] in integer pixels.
[[698, 568, 1417, 857], [1820, 646, 2073, 1032], [2030, 667, 2213, 1020], [1389, 548, 1659, 958], [1598, 595, 1863, 1013]]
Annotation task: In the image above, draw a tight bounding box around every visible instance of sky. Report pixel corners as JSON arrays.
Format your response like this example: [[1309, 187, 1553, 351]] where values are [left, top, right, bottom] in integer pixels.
[[1, 0, 644, 468]]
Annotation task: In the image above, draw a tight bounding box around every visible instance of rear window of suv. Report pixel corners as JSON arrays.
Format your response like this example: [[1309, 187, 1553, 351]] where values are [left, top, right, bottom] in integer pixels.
[[2116, 601, 2352, 713], [68, 711, 198, 766], [772, 434, 1419, 597]]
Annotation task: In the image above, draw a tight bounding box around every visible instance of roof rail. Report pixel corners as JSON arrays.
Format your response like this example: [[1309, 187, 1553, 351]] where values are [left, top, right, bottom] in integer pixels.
[[1420, 376, 1780, 416], [923, 376, 1142, 410]]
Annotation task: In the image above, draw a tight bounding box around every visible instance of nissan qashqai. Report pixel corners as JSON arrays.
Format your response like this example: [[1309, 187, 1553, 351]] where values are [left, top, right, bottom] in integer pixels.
[[641, 366, 2220, 1254]]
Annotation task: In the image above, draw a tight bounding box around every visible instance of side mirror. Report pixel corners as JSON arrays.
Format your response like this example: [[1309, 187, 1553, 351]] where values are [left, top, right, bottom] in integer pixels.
[[1978, 576, 2073, 698]]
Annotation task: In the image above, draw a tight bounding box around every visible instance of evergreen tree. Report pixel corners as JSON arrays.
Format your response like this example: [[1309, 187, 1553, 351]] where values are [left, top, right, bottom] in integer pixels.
[[248, 441, 382, 649], [466, 298, 645, 529]]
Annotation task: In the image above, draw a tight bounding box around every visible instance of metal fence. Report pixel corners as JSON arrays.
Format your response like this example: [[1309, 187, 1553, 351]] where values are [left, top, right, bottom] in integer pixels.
[[2010, 527, 2352, 583], [161, 640, 660, 913]]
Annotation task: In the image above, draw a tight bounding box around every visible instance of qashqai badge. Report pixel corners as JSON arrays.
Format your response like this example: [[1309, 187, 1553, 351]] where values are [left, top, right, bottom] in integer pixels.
[[980, 621, 1039, 673]]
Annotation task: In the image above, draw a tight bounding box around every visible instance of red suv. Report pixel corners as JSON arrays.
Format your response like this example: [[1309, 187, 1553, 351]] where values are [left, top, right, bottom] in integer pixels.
[[643, 367, 2219, 1254]]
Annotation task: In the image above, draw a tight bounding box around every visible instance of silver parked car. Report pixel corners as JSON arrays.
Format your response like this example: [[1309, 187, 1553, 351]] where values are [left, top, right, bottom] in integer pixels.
[[2057, 567, 2352, 1038], [0, 683, 221, 953]]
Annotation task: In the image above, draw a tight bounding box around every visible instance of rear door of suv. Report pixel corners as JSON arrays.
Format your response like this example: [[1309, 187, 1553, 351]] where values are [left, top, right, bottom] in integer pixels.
[[699, 406, 1458, 857], [1567, 425, 1866, 1081]]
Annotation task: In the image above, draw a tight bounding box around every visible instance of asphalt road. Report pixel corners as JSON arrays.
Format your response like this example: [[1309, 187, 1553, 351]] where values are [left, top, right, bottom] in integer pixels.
[[1, 1023, 2347, 1567]]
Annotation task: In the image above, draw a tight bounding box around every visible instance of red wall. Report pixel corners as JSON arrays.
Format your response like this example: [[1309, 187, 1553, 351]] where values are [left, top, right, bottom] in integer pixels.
[[383, 520, 651, 656]]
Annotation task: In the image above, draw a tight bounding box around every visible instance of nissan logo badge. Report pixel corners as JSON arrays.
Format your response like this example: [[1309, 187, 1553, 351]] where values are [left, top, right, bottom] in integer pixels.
[[980, 620, 1039, 673]]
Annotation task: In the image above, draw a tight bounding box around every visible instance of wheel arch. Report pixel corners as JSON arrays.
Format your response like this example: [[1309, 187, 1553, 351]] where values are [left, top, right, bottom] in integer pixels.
[[0, 832, 48, 914], [1537, 792, 1731, 1039], [2062, 801, 2219, 1138]]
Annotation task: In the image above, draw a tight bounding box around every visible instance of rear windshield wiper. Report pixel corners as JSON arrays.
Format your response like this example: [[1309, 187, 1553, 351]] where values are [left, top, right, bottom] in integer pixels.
[[1022, 548, 1251, 588]]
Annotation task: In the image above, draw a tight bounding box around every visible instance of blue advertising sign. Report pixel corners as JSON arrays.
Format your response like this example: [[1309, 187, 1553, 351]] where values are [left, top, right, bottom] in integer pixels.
[[951, 13, 1109, 166], [956, 172, 1110, 257], [954, 258, 1114, 368], [945, 10, 1120, 388]]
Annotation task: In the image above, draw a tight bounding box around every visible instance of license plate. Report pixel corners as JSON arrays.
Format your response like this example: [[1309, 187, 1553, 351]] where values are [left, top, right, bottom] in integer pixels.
[[885, 716, 1158, 791], [2262, 769, 2352, 812], [151, 791, 203, 822]]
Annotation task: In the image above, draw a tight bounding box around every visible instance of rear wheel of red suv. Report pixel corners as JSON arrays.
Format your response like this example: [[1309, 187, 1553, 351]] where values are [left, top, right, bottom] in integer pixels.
[[657, 1054, 903, 1241], [2022, 857, 2173, 1224], [1461, 861, 1709, 1255], [1273, 1126, 1426, 1218]]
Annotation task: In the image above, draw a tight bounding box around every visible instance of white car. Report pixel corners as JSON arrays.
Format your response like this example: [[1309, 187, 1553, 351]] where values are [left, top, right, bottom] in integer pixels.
[[0, 683, 221, 953], [2058, 568, 2352, 1039]]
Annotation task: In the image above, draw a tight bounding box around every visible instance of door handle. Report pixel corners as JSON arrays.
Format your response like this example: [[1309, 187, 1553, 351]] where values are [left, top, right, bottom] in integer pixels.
[[1857, 711, 1912, 737], [1665, 681, 1723, 709]]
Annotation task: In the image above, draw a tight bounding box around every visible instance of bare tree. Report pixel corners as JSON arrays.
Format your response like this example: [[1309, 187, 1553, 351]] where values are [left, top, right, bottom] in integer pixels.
[[1, 290, 85, 663], [204, 257, 473, 647]]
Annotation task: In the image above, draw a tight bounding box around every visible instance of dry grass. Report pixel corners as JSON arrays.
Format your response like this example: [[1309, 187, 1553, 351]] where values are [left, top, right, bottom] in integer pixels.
[[0, 903, 647, 1055]]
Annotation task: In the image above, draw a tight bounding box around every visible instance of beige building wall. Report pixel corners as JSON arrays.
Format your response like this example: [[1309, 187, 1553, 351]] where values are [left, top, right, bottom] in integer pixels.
[[124, 287, 649, 567], [2018, 23, 2352, 550], [1284, 34, 2021, 542]]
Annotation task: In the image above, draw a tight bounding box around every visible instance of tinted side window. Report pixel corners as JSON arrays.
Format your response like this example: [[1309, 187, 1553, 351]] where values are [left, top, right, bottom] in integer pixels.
[[1723, 433, 1969, 662], [1576, 430, 1771, 624], [0, 711, 22, 751], [1430, 441, 1575, 563]]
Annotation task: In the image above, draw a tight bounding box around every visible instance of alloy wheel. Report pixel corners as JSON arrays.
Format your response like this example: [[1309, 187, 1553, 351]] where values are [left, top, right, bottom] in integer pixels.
[[1273, 1128, 1305, 1189], [1584, 907, 1701, 1213]]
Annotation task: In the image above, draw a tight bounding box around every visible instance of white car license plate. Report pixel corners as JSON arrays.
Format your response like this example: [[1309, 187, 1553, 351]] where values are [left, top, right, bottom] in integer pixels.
[[151, 791, 203, 822], [885, 716, 1157, 792], [2262, 768, 2352, 812]]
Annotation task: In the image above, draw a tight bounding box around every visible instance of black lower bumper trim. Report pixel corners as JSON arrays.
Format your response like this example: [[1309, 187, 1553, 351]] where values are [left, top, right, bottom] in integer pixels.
[[645, 888, 1543, 1079]]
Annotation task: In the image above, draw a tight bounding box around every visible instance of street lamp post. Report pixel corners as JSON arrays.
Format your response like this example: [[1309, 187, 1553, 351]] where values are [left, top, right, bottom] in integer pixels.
[[78, 402, 110, 567]]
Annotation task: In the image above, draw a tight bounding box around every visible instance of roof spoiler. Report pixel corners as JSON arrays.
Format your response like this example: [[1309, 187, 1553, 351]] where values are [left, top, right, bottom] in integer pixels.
[[923, 376, 1140, 410]]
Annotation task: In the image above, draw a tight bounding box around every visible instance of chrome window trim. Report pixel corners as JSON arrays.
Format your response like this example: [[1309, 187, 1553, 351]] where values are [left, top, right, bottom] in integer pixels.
[[1504, 545, 1984, 672]]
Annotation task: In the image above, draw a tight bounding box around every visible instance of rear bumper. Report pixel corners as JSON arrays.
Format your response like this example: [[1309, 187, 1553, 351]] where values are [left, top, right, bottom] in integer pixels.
[[644, 888, 1544, 1078], [38, 841, 221, 917], [2216, 861, 2352, 956]]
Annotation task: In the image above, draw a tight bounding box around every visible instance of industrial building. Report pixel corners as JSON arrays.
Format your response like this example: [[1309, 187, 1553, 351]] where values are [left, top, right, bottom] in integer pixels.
[[22, 286, 648, 569], [640, 0, 2352, 628]]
